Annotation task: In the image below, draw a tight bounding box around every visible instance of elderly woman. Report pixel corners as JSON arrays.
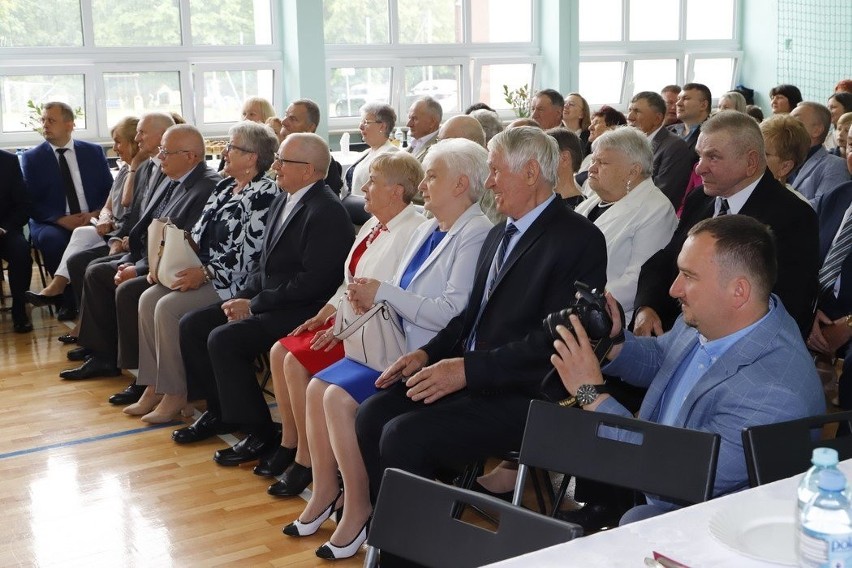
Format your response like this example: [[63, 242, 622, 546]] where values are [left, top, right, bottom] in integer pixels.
[[717, 91, 747, 113], [216, 97, 276, 171], [124, 121, 280, 423], [576, 127, 678, 321], [282, 139, 492, 561], [562, 92, 591, 149], [770, 84, 803, 114], [345, 103, 399, 197], [759, 114, 811, 197], [259, 152, 425, 493], [26, 116, 140, 311], [546, 127, 585, 208]]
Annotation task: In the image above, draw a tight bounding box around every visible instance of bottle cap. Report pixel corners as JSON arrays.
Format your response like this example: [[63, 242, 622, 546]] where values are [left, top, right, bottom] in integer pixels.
[[818, 468, 847, 492], [812, 447, 840, 467]]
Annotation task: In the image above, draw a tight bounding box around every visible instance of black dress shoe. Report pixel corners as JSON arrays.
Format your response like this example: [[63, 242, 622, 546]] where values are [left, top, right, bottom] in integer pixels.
[[56, 307, 78, 321], [58, 334, 78, 344], [172, 411, 236, 444], [59, 357, 122, 380], [25, 290, 64, 308], [554, 502, 627, 532], [13, 317, 33, 333], [268, 462, 313, 497], [67, 347, 93, 361], [108, 382, 147, 405], [253, 445, 297, 477], [213, 433, 279, 466], [469, 480, 514, 502]]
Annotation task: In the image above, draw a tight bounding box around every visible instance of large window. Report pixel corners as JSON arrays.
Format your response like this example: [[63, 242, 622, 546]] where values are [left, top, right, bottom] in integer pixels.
[[0, 0, 279, 145], [324, 0, 537, 129], [578, 0, 740, 107]]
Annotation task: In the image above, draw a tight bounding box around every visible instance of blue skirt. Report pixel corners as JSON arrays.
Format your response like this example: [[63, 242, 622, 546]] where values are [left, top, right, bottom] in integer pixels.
[[315, 357, 382, 404]]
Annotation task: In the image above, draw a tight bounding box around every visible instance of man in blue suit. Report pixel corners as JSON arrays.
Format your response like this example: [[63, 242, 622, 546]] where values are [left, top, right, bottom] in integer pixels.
[[21, 101, 113, 318], [553, 215, 825, 524]]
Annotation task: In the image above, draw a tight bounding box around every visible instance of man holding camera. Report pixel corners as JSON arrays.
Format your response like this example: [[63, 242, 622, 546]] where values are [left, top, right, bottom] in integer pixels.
[[552, 215, 824, 524], [355, 127, 608, 502]]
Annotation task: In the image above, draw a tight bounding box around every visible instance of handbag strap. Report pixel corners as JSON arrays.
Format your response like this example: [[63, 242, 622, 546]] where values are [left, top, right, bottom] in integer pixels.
[[333, 300, 393, 340]]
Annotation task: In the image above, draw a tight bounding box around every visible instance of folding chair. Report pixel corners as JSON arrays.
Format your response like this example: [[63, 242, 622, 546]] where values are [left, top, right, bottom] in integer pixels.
[[515, 400, 720, 515], [742, 410, 852, 487], [364, 468, 581, 568]]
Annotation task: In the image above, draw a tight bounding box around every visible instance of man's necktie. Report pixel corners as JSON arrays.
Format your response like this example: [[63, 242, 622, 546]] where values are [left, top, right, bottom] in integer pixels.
[[153, 180, 179, 218], [819, 216, 852, 294], [717, 198, 730, 216], [488, 223, 518, 295], [56, 148, 81, 214]]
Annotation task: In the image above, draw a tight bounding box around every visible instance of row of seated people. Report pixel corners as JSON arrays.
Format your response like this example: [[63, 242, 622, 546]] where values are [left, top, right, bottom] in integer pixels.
[[3, 85, 851, 559]]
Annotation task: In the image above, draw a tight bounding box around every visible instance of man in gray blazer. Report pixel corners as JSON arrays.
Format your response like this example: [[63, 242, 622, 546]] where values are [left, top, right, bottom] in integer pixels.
[[790, 102, 849, 201], [553, 214, 825, 524], [61, 125, 219, 379], [628, 91, 694, 209]]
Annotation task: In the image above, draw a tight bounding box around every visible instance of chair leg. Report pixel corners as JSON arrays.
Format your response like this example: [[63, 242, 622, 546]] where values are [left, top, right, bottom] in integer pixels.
[[452, 460, 483, 519], [255, 352, 274, 397], [30, 242, 53, 316]]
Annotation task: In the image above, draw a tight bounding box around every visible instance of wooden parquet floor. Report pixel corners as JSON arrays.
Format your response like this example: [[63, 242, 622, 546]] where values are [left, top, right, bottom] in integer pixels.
[[0, 303, 362, 568]]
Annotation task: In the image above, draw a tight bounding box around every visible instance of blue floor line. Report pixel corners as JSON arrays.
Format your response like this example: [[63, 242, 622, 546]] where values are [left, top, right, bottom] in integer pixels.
[[0, 401, 280, 461]]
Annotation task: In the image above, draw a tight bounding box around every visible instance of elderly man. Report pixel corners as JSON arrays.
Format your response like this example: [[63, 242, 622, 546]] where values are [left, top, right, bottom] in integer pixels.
[[21, 101, 113, 319], [470, 108, 504, 145], [355, 126, 608, 502], [627, 91, 694, 208], [790, 101, 850, 200], [670, 83, 712, 153], [553, 215, 824, 524], [406, 96, 442, 162], [530, 89, 564, 129], [438, 115, 485, 148], [60, 124, 219, 379], [173, 133, 354, 464], [661, 84, 681, 127], [274, 99, 344, 194], [633, 110, 819, 340]]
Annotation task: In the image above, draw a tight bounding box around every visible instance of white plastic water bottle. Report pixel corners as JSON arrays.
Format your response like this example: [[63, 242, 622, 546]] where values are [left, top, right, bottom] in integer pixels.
[[799, 448, 841, 516], [340, 132, 350, 153], [798, 468, 852, 567]]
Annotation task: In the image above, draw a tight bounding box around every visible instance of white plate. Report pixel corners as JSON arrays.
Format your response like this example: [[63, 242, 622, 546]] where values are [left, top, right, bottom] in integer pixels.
[[708, 498, 797, 565]]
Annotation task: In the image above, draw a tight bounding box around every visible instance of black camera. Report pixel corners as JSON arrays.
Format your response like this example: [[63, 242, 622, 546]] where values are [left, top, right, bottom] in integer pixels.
[[542, 281, 612, 343]]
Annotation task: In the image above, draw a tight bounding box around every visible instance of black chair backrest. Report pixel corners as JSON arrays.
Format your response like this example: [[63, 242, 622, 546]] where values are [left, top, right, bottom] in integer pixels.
[[366, 468, 581, 568], [520, 400, 720, 505], [742, 410, 852, 487], [341, 194, 372, 227]]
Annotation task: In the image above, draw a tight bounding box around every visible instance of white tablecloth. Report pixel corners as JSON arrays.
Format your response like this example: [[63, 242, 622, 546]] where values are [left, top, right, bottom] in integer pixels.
[[485, 460, 852, 567]]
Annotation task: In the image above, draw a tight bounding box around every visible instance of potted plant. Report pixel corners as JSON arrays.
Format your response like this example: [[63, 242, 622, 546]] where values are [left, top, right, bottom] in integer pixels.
[[502, 84, 531, 118], [22, 99, 84, 134]]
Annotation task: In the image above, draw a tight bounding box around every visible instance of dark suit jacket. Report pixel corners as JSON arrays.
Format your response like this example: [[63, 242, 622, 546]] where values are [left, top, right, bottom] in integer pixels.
[[236, 180, 355, 320], [123, 161, 220, 274], [420, 197, 608, 397], [0, 150, 31, 234], [21, 139, 112, 223], [814, 181, 852, 316], [633, 170, 820, 334], [651, 127, 694, 209]]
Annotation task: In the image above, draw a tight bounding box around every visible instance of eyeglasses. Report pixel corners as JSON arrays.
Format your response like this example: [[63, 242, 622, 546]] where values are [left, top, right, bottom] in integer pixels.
[[273, 154, 310, 166], [224, 142, 255, 154], [157, 146, 192, 157]]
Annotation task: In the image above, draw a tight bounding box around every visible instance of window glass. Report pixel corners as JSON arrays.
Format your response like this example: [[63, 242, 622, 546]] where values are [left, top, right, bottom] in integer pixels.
[[629, 0, 678, 41], [1, 75, 86, 133], [691, 58, 735, 100], [328, 67, 392, 118], [477, 64, 534, 111], [398, 0, 460, 44], [579, 0, 622, 42], [202, 70, 275, 123], [579, 61, 625, 106], [404, 66, 460, 113], [103, 71, 182, 128], [686, 0, 734, 40], [324, 0, 390, 44], [0, 0, 82, 47], [632, 59, 678, 94], [190, 0, 273, 46], [470, 0, 532, 43], [91, 0, 180, 46]]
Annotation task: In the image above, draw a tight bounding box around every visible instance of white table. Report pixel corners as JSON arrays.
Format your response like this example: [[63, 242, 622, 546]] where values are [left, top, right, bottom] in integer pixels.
[[486, 460, 852, 567]]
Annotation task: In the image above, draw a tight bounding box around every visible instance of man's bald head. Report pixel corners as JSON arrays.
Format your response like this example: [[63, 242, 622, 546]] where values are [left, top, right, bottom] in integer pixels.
[[438, 115, 486, 147]]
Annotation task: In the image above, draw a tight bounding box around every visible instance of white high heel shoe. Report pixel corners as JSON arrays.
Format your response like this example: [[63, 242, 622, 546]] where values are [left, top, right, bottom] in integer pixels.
[[282, 490, 342, 537], [315, 521, 369, 560]]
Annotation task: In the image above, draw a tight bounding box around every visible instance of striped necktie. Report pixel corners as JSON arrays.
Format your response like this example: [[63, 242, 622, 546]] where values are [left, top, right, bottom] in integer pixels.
[[819, 217, 852, 295], [716, 198, 730, 216]]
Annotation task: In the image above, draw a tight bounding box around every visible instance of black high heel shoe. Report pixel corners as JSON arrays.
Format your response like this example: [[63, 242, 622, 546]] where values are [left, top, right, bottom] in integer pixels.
[[25, 290, 64, 308], [315, 518, 370, 560], [282, 490, 343, 537]]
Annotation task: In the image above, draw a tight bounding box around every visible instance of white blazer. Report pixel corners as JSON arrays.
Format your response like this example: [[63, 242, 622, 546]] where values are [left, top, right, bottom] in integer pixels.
[[574, 177, 677, 320], [375, 203, 492, 350], [329, 204, 425, 307]]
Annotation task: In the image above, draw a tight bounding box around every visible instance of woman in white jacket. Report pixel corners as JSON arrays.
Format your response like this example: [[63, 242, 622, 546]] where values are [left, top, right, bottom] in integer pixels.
[[282, 138, 493, 560]]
